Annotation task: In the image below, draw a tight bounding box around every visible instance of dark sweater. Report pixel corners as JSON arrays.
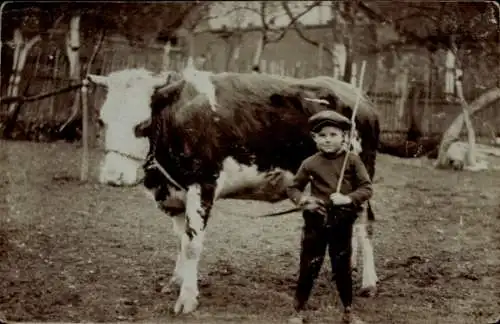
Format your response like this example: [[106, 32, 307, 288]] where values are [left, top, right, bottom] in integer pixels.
[[287, 151, 373, 208]]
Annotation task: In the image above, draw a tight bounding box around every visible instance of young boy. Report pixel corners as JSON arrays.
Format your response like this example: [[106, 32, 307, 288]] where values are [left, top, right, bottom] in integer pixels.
[[287, 110, 373, 323]]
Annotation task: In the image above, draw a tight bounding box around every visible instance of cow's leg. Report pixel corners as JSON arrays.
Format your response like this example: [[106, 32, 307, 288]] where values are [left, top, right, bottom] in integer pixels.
[[358, 222, 378, 297], [162, 215, 186, 292], [174, 183, 214, 314]]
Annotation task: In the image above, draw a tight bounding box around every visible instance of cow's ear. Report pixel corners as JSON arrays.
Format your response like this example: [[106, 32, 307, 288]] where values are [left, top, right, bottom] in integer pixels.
[[151, 79, 186, 114], [269, 93, 303, 110], [134, 119, 151, 138], [155, 79, 186, 99]]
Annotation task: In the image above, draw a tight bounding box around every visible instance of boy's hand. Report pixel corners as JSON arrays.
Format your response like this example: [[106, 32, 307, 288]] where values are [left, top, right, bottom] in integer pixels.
[[330, 192, 352, 205], [298, 196, 327, 216], [298, 195, 313, 207]]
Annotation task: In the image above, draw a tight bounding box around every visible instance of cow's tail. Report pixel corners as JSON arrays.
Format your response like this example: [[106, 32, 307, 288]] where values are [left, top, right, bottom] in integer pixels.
[[367, 201, 375, 221], [365, 118, 379, 239], [366, 200, 375, 239]]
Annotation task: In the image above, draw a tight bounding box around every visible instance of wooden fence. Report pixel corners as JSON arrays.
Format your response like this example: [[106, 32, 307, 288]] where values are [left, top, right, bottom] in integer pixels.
[[1, 39, 499, 140]]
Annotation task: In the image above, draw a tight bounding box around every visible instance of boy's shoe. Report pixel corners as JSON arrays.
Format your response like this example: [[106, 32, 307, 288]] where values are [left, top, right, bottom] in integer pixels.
[[342, 306, 353, 323]]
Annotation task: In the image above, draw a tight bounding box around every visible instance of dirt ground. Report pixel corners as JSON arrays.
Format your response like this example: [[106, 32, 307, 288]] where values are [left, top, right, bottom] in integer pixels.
[[1, 139, 499, 324]]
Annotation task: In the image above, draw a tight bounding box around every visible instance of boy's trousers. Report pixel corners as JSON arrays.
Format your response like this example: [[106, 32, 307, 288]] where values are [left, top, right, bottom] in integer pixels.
[[295, 205, 357, 311]]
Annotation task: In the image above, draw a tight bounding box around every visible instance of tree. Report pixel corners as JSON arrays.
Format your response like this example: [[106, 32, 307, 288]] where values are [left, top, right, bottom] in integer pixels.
[[1, 2, 205, 139], [283, 1, 378, 83], [207, 2, 323, 73], [359, 1, 499, 168]]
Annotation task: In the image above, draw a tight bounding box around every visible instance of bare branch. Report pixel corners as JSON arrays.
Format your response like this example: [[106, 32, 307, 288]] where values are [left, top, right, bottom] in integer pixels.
[[85, 29, 106, 75], [260, 2, 270, 40], [281, 1, 334, 57], [406, 3, 440, 13], [393, 12, 439, 25], [266, 1, 322, 44], [203, 7, 259, 28], [358, 1, 429, 47]]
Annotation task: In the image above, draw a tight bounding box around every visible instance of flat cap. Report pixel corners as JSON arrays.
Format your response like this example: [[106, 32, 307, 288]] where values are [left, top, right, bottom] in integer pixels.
[[308, 110, 352, 132]]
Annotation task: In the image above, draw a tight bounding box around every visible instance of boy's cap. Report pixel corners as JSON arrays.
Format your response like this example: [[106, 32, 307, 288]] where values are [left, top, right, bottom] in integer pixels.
[[308, 110, 352, 132]]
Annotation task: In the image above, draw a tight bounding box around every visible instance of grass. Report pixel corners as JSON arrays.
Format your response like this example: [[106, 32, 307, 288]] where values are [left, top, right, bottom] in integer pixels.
[[1, 139, 499, 323]]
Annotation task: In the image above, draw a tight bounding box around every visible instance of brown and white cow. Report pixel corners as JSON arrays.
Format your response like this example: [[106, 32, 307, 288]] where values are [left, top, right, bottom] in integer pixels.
[[88, 66, 380, 315]]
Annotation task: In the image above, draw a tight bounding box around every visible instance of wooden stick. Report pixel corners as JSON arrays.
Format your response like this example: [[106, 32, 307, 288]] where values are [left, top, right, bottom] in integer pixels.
[[335, 60, 367, 193]]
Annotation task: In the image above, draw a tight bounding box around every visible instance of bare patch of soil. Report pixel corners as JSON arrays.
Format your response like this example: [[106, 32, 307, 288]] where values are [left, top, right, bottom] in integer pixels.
[[1, 140, 499, 323]]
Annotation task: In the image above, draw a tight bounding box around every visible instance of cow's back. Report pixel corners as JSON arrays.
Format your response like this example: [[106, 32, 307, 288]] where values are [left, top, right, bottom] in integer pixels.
[[152, 72, 379, 203]]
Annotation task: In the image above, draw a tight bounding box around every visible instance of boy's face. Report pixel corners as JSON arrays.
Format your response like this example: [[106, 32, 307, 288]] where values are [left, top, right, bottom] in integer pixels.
[[311, 125, 346, 153]]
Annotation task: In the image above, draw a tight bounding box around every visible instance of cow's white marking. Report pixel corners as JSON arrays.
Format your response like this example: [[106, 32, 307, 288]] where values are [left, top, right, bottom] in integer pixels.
[[99, 150, 144, 186], [169, 215, 187, 287], [182, 63, 218, 112], [346, 144, 377, 293], [351, 130, 362, 155], [214, 157, 294, 199], [174, 184, 205, 314], [351, 208, 378, 293], [88, 69, 166, 186], [358, 224, 378, 291]]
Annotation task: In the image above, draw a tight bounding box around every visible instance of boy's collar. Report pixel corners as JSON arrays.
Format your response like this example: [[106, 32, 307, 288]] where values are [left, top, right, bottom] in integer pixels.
[[319, 149, 345, 159]]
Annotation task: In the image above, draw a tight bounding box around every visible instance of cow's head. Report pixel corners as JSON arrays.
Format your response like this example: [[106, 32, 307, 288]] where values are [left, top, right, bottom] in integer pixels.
[[88, 68, 178, 186]]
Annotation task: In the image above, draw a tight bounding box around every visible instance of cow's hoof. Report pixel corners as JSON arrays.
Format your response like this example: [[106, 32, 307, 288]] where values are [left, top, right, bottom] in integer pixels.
[[174, 288, 199, 314], [358, 285, 377, 297]]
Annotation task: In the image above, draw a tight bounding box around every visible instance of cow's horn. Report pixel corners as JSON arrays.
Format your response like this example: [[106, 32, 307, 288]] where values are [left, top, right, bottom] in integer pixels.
[[87, 74, 108, 86], [153, 72, 171, 88], [156, 79, 186, 97]]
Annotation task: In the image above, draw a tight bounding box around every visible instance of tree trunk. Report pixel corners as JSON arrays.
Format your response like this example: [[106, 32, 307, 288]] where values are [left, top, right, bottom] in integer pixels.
[[252, 33, 265, 73], [340, 1, 355, 84], [6, 31, 41, 115], [162, 40, 172, 72], [62, 15, 81, 133], [229, 34, 242, 72], [332, 43, 346, 80], [397, 67, 409, 119], [1, 29, 41, 138], [342, 34, 353, 83], [407, 83, 423, 141], [456, 71, 477, 168], [224, 36, 236, 72], [435, 87, 500, 168]]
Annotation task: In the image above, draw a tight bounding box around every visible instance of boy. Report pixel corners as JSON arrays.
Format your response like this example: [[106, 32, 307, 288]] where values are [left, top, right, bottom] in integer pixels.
[[287, 110, 373, 323]]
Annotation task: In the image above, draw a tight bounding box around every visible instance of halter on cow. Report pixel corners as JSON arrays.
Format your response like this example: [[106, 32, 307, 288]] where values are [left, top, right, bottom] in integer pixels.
[[88, 67, 380, 315]]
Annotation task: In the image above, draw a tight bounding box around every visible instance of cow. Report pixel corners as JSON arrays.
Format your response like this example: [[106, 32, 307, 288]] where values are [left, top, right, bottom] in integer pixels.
[[87, 67, 380, 316]]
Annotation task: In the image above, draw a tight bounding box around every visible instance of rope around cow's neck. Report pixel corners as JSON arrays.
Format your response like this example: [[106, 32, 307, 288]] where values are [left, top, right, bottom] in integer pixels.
[[335, 61, 367, 194], [144, 114, 187, 192]]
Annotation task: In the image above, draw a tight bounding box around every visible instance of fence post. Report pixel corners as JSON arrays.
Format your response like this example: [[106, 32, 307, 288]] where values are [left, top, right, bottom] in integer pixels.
[[351, 62, 357, 86], [80, 78, 89, 182], [317, 43, 323, 72], [48, 49, 59, 119]]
